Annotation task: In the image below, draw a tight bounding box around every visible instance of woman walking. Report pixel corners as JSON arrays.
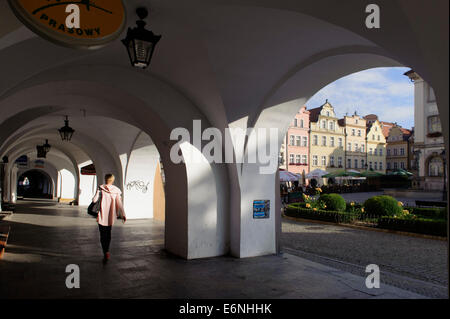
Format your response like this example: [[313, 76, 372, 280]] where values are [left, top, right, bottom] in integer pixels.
[[92, 174, 126, 263]]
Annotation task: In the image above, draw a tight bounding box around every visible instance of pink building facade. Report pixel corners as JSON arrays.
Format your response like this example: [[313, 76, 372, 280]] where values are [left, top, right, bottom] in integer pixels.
[[284, 106, 310, 175]]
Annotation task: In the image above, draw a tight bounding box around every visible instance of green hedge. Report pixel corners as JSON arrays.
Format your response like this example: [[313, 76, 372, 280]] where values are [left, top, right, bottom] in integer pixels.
[[378, 217, 447, 237], [319, 193, 346, 212], [410, 207, 447, 220], [364, 195, 403, 217], [285, 206, 359, 224]]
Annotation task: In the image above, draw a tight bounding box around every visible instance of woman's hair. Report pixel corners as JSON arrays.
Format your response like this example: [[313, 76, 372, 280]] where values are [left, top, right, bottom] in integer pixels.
[[104, 174, 115, 183]]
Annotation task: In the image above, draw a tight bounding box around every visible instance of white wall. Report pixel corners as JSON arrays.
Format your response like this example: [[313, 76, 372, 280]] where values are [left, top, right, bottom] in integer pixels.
[[123, 133, 159, 219]]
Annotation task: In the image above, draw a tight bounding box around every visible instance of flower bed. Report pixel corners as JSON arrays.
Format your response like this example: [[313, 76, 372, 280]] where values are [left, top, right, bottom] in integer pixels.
[[284, 193, 447, 237]]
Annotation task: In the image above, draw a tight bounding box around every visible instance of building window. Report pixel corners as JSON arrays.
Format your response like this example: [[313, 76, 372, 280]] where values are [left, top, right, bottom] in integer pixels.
[[351, 129, 355, 136], [321, 156, 326, 166], [379, 162, 383, 170], [290, 135, 295, 146], [296, 136, 301, 146], [338, 157, 343, 167], [387, 162, 391, 170], [302, 155, 308, 164], [347, 158, 352, 168], [326, 111, 330, 117], [361, 144, 365, 153], [379, 149, 383, 156], [302, 136, 308, 147], [429, 157, 444, 176], [354, 159, 358, 169], [394, 162, 398, 169], [400, 148, 405, 156], [400, 162, 405, 169], [300, 119, 304, 128], [330, 156, 335, 167], [374, 149, 378, 156], [329, 121, 334, 131], [330, 137, 335, 147], [347, 143, 352, 151], [387, 149, 391, 156], [394, 149, 398, 156], [296, 155, 301, 164], [372, 134, 375, 140], [369, 148, 373, 155], [369, 162, 373, 170], [313, 135, 318, 146], [289, 154, 295, 164], [322, 136, 327, 146], [374, 162, 378, 170], [375, 126, 378, 131], [377, 135, 380, 141], [338, 138, 343, 147], [313, 155, 318, 166], [361, 159, 365, 168], [294, 119, 298, 127], [358, 130, 361, 137], [354, 143, 358, 152], [428, 115, 441, 134], [322, 120, 326, 129]]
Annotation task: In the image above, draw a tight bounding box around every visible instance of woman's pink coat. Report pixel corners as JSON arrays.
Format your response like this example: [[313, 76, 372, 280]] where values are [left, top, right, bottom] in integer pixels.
[[92, 184, 126, 226]]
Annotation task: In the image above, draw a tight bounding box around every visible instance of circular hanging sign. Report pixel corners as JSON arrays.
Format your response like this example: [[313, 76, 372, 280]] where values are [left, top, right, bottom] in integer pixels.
[[8, 0, 126, 49]]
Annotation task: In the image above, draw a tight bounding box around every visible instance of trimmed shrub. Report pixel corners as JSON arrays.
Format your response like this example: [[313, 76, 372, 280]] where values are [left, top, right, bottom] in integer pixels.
[[411, 207, 447, 220], [378, 217, 447, 237], [363, 195, 403, 217], [285, 206, 358, 224], [319, 193, 346, 212]]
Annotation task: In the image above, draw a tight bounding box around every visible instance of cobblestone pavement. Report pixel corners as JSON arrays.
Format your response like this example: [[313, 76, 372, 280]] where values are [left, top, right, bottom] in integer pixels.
[[281, 218, 448, 298]]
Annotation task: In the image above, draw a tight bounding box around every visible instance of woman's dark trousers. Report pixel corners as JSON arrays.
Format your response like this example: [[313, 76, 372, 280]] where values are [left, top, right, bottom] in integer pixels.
[[98, 224, 112, 254]]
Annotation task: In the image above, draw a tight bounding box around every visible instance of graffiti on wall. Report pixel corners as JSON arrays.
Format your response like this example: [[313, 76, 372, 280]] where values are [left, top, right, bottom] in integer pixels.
[[126, 181, 150, 194]]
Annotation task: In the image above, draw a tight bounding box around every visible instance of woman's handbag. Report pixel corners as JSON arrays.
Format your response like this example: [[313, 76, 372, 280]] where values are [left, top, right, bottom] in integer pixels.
[[87, 188, 102, 218]]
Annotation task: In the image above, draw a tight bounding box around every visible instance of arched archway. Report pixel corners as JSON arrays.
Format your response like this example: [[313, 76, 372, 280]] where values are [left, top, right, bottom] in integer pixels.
[[17, 169, 53, 199]]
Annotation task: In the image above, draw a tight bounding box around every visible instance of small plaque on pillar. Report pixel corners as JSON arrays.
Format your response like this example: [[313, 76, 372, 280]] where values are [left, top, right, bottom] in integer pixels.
[[253, 200, 270, 219]]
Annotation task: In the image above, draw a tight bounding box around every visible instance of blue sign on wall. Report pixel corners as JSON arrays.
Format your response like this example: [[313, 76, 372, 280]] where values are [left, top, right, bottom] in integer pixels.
[[253, 200, 270, 219]]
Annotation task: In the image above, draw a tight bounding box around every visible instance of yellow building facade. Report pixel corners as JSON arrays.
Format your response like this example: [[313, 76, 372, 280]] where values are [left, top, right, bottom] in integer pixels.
[[366, 120, 387, 173], [339, 114, 367, 171], [309, 102, 345, 173]]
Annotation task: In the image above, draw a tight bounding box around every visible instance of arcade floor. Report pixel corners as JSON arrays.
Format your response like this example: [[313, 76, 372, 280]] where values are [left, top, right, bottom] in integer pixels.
[[0, 199, 427, 299]]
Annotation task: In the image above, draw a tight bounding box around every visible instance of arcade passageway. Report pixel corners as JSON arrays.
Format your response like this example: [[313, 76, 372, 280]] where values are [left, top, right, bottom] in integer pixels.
[[0, 200, 425, 298]]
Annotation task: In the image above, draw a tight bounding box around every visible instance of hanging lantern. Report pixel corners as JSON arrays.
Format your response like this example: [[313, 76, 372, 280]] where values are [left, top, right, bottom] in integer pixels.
[[36, 145, 47, 158], [43, 139, 51, 153], [122, 7, 161, 69], [58, 116, 75, 141]]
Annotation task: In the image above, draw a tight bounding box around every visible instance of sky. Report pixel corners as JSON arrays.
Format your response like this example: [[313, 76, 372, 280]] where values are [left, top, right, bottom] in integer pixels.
[[307, 67, 414, 129]]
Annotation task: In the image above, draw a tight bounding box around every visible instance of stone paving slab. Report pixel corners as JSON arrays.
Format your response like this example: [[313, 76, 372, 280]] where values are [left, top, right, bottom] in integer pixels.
[[0, 200, 432, 299]]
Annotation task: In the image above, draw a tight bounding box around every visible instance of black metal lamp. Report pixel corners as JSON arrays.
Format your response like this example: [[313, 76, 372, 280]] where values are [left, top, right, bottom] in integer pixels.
[[58, 116, 75, 141], [122, 7, 161, 69], [43, 139, 51, 153]]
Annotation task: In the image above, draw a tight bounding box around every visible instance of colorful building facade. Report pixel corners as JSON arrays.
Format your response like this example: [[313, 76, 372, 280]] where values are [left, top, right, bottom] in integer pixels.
[[282, 106, 310, 175], [339, 113, 367, 171], [365, 119, 387, 173], [386, 125, 412, 171], [309, 101, 346, 173]]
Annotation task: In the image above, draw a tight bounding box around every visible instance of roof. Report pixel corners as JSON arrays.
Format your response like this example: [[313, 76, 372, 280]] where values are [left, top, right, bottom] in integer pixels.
[[337, 118, 345, 127], [380, 121, 395, 137], [308, 106, 323, 122]]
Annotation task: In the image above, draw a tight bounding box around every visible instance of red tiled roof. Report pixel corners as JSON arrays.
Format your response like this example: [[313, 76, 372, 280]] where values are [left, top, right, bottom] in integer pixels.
[[380, 121, 395, 137]]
